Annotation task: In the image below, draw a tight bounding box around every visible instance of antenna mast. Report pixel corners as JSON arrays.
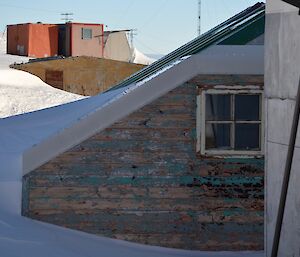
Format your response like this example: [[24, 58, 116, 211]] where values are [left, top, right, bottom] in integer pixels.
[[198, 0, 201, 36], [61, 13, 74, 23]]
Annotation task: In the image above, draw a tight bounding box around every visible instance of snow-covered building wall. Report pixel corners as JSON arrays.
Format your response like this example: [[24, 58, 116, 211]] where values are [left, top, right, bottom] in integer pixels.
[[22, 46, 265, 251], [265, 0, 300, 256]]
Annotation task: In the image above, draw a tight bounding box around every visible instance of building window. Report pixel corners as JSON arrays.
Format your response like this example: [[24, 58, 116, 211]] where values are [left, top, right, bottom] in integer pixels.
[[82, 28, 92, 40], [197, 87, 264, 156]]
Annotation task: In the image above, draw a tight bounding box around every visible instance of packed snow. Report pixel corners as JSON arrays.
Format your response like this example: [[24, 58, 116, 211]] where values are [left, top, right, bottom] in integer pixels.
[[0, 30, 6, 54], [132, 47, 155, 65], [0, 209, 263, 257], [0, 33, 85, 118], [0, 31, 263, 257]]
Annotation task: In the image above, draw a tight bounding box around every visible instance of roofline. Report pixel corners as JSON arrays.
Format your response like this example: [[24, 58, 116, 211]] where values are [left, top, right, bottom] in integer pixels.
[[22, 45, 264, 175], [282, 0, 300, 9], [23, 55, 202, 175], [106, 2, 265, 92], [67, 22, 104, 26], [7, 23, 58, 26], [104, 29, 131, 33], [7, 22, 104, 27]]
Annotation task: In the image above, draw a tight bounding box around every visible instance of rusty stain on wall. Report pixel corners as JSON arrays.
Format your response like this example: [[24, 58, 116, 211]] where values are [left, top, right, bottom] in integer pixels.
[[22, 75, 264, 250], [12, 56, 145, 96], [45, 70, 63, 90]]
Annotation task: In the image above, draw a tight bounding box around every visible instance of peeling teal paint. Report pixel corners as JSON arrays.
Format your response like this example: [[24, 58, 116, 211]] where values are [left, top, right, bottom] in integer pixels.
[[23, 78, 264, 250]]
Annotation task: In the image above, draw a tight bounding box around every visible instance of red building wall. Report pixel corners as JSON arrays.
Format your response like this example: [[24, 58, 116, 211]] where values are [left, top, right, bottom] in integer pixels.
[[7, 24, 30, 56], [7, 23, 58, 58], [7, 23, 104, 58], [28, 24, 58, 58]]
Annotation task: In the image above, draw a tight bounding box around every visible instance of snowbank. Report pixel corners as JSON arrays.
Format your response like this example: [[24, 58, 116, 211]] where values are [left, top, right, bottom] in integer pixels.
[[0, 68, 85, 118], [0, 32, 84, 118], [0, 210, 263, 257], [0, 53, 85, 118], [0, 30, 6, 54]]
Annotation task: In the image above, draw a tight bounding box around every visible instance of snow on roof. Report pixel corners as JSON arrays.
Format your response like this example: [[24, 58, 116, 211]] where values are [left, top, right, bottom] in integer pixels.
[[0, 53, 195, 214], [132, 48, 156, 65], [13, 55, 194, 175]]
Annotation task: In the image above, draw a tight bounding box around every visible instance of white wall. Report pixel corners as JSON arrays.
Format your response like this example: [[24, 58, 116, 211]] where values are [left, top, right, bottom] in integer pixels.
[[266, 0, 298, 13], [265, 1, 300, 256], [104, 31, 131, 62]]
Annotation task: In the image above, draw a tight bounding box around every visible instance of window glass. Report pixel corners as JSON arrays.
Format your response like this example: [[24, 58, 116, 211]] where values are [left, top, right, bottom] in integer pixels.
[[235, 94, 260, 121], [235, 124, 260, 150], [205, 124, 231, 150], [206, 94, 231, 121], [82, 28, 92, 40]]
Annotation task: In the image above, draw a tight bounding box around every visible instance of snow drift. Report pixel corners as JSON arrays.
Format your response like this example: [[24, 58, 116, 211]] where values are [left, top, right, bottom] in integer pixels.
[[132, 48, 155, 65], [0, 35, 85, 118]]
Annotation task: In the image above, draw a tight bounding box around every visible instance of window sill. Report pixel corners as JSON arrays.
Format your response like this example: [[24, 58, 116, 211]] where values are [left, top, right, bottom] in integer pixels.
[[196, 150, 264, 159]]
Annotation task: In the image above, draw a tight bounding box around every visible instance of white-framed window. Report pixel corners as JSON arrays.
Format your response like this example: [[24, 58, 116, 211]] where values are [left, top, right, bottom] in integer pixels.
[[82, 28, 92, 40], [197, 86, 264, 156]]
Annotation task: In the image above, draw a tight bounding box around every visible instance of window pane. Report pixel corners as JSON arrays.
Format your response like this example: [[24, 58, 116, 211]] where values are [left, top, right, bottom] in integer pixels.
[[235, 94, 260, 121], [235, 124, 260, 150], [206, 124, 231, 150], [82, 28, 92, 40], [206, 94, 231, 121]]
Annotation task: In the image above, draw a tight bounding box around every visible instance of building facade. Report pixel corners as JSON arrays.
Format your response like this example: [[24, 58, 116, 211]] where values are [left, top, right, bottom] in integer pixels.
[[7, 22, 104, 58], [7, 23, 58, 58], [23, 73, 264, 250], [12, 56, 145, 95], [20, 3, 266, 251]]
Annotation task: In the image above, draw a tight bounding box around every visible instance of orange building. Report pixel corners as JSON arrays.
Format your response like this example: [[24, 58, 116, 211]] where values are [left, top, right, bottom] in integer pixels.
[[7, 23, 58, 58], [7, 22, 104, 58]]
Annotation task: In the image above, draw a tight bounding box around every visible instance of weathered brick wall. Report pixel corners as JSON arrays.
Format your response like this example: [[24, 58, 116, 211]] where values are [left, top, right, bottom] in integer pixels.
[[22, 75, 264, 250]]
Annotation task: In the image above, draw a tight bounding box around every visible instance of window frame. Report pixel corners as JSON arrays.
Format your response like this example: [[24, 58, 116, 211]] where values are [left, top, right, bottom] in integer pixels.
[[81, 28, 93, 40], [197, 86, 264, 157]]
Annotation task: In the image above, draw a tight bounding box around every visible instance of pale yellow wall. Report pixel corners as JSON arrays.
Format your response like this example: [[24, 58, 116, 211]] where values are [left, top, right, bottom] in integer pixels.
[[12, 56, 145, 96], [104, 31, 132, 62]]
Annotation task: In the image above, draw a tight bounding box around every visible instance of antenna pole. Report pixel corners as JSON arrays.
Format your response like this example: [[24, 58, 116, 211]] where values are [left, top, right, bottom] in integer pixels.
[[61, 13, 74, 23], [198, 0, 201, 36]]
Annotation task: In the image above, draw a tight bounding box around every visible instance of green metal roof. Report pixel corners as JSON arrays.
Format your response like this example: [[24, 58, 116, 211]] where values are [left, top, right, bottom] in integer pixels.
[[108, 2, 265, 92]]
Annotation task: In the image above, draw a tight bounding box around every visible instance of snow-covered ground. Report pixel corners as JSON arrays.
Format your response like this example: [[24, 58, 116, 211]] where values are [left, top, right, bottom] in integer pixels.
[[0, 32, 85, 118], [0, 209, 263, 257], [0, 31, 6, 54], [0, 54, 85, 118], [0, 32, 263, 257]]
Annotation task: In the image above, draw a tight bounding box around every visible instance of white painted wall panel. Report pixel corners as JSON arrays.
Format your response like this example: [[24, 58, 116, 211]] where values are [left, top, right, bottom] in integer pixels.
[[266, 1, 300, 256], [266, 0, 298, 13]]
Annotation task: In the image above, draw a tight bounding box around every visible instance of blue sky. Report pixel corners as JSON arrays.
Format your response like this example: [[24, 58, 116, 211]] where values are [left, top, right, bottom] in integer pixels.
[[0, 0, 265, 55]]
